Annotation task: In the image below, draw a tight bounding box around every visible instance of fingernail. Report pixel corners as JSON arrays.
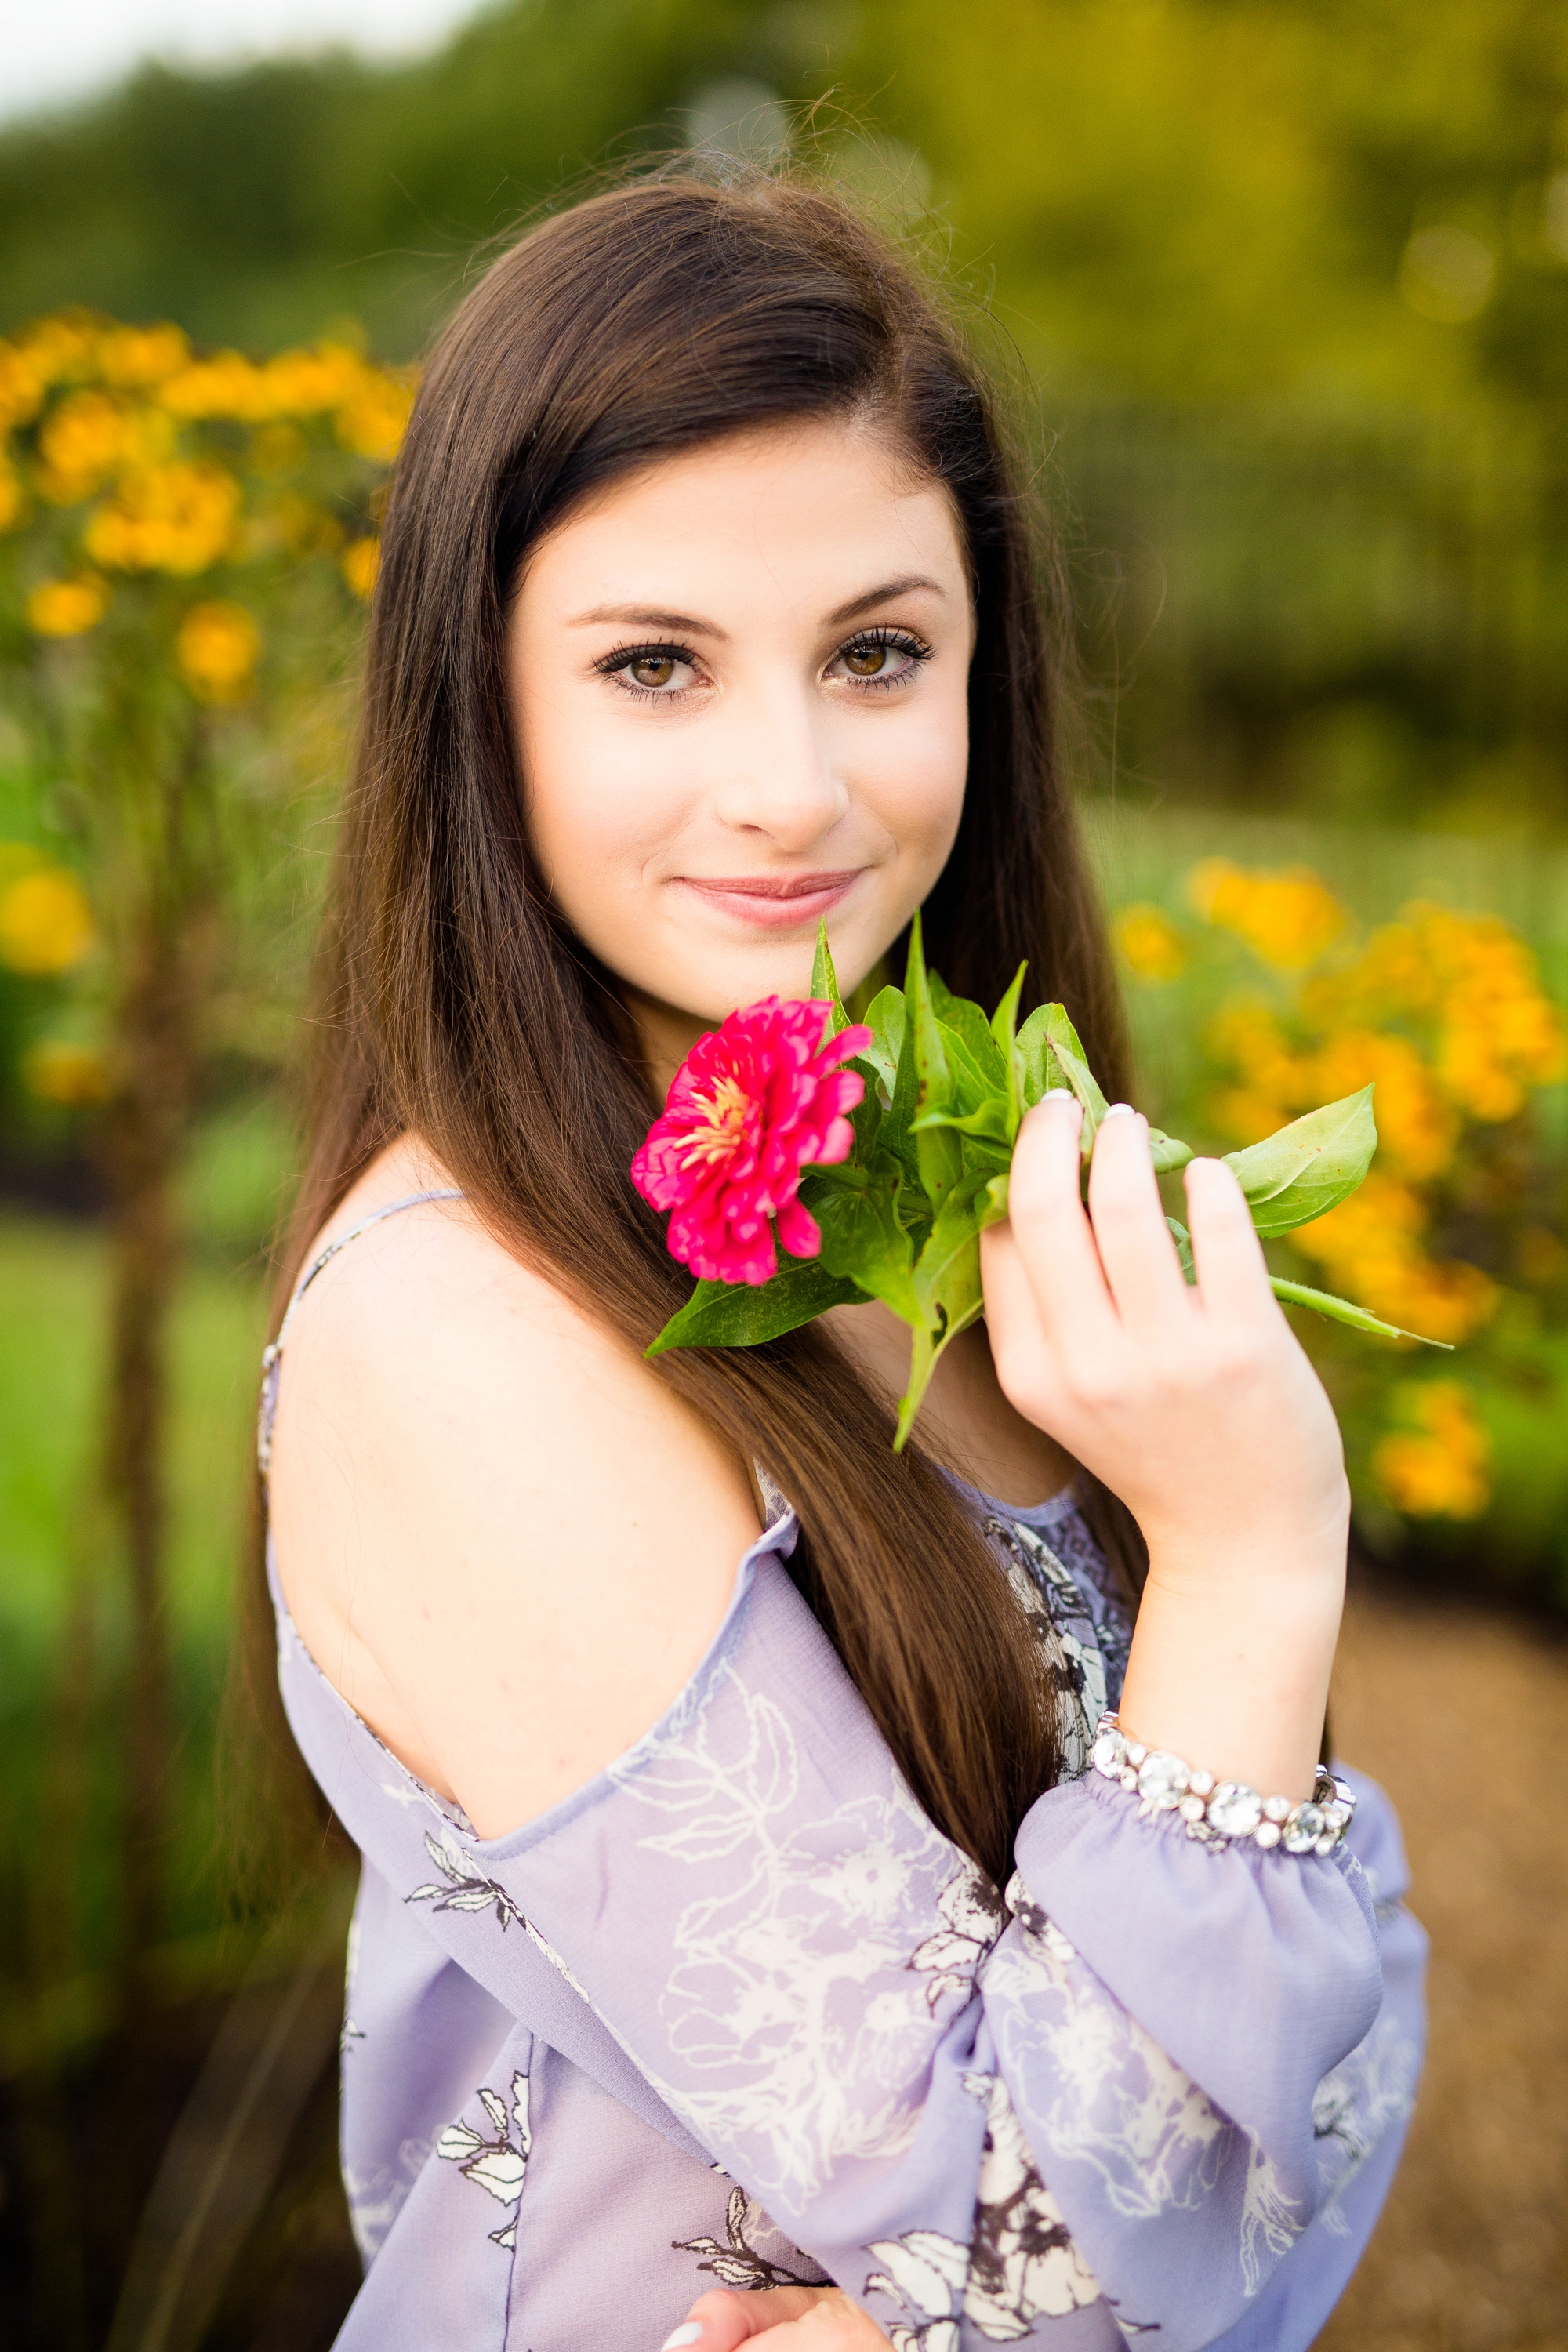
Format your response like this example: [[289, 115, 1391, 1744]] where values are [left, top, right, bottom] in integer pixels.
[[1101, 1102, 1139, 1120], [1042, 1088, 1077, 1103], [661, 2328, 703, 2350]]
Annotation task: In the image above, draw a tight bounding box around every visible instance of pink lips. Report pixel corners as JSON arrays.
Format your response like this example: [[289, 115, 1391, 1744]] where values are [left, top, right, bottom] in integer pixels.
[[674, 869, 864, 930]]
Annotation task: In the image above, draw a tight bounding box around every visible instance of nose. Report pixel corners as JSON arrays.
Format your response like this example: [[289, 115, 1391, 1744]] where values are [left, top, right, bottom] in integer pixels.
[[710, 673, 848, 851]]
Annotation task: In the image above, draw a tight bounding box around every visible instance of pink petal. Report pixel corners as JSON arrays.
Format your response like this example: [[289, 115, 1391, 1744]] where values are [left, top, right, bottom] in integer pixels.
[[816, 1114, 856, 1165], [775, 1199, 822, 1260]]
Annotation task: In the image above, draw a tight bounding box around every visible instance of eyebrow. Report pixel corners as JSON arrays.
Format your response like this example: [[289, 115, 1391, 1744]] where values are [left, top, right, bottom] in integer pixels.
[[826, 575, 946, 626], [568, 604, 730, 638], [565, 575, 947, 638]]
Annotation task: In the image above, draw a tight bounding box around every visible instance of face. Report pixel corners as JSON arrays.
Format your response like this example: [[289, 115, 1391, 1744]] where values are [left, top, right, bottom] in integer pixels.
[[506, 416, 973, 1078]]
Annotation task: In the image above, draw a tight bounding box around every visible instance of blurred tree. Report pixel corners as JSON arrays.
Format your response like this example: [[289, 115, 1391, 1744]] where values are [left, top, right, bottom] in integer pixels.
[[2, 0, 1565, 824], [0, 0, 775, 354], [0, 314, 406, 1973]]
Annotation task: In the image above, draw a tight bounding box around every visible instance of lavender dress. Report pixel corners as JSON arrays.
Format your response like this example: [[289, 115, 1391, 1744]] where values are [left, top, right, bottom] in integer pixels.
[[260, 1193, 1426, 2352]]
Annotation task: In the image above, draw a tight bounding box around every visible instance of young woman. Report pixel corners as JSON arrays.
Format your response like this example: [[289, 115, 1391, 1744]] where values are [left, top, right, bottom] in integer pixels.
[[257, 173, 1425, 2351]]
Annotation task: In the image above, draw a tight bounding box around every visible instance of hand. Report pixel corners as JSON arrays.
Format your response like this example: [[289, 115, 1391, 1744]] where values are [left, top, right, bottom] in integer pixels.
[[661, 2285, 892, 2349], [980, 1094, 1349, 1795]]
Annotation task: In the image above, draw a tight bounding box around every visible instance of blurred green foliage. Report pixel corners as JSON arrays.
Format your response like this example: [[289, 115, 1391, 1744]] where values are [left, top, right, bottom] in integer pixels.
[[3, 0, 1563, 416], [2, 0, 1566, 831]]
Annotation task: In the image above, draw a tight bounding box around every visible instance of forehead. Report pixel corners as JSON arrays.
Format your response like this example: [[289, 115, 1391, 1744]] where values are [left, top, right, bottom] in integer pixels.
[[521, 416, 967, 611]]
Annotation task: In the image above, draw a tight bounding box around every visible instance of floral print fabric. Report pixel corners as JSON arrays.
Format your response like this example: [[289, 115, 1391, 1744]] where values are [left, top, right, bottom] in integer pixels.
[[270, 1488, 1424, 2352], [264, 1206, 1425, 2351]]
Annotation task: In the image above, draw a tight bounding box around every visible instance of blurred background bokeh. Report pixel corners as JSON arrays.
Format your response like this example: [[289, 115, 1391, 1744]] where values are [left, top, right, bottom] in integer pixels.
[[2, 5, 1566, 2347]]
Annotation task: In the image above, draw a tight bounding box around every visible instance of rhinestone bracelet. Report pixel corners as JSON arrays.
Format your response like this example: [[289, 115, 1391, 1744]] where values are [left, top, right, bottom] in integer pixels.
[[1091, 1712, 1356, 1857]]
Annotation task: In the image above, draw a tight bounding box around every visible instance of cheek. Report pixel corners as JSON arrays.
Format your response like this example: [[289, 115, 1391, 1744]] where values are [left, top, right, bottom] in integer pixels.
[[518, 681, 696, 891], [855, 680, 969, 869]]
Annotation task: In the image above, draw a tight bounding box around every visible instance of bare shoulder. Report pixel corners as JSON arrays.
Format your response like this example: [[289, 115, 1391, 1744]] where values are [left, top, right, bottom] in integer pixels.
[[267, 1137, 763, 1836]]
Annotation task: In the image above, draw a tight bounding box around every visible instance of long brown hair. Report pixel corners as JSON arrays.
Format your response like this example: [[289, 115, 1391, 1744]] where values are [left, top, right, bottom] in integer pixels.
[[258, 170, 1140, 1893]]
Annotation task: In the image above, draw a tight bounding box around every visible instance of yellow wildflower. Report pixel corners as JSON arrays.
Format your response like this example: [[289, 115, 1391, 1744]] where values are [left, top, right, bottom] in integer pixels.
[[1201, 1000, 1305, 1140], [1307, 902, 1566, 1116], [1291, 1173, 1497, 1346], [25, 574, 111, 637], [341, 536, 380, 601], [36, 388, 133, 502], [158, 350, 273, 422], [1188, 858, 1345, 970], [96, 322, 189, 387], [176, 601, 260, 702], [20, 312, 100, 389], [84, 459, 241, 575], [0, 339, 47, 430], [263, 343, 366, 414], [24, 1040, 111, 1106], [336, 372, 415, 462], [0, 867, 96, 974], [1115, 903, 1188, 984], [1372, 1381, 1491, 1519], [1307, 1029, 1457, 1181]]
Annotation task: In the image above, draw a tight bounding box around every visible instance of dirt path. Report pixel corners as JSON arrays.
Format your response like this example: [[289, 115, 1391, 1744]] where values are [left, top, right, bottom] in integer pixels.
[[1316, 1581, 1568, 2352]]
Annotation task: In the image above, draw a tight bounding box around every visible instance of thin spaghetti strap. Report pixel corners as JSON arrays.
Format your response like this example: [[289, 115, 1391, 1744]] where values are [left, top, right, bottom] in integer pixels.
[[257, 1188, 463, 1480]]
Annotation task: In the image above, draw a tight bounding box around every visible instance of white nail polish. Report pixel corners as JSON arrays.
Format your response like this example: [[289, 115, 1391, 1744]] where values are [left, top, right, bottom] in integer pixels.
[[1042, 1087, 1076, 1101], [661, 2328, 704, 2350], [1101, 1101, 1138, 1120]]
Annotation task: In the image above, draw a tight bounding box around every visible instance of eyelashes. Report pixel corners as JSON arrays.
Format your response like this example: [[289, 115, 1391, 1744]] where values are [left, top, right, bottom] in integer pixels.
[[831, 624, 934, 690], [593, 625, 934, 703]]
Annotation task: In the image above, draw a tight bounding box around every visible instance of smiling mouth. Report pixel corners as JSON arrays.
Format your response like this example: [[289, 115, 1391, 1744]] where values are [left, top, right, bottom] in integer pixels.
[[674, 869, 866, 927]]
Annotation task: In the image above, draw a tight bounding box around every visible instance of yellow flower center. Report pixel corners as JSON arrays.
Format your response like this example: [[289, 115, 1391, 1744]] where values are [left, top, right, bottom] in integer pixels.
[[677, 1075, 754, 1169]]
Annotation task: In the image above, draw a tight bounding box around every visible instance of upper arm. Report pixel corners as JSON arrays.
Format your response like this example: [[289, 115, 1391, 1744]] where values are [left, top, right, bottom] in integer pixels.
[[267, 1199, 763, 1837]]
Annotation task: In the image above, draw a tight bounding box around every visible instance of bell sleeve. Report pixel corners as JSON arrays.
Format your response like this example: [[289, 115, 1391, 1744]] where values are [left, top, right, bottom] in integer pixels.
[[294, 1518, 1424, 2351]]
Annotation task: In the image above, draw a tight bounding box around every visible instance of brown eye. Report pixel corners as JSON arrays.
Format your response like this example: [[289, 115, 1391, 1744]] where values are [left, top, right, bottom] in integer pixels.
[[843, 644, 890, 677], [630, 654, 677, 688]]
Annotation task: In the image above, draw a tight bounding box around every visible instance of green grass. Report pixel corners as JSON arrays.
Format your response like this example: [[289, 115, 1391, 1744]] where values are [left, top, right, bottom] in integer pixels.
[[0, 1214, 266, 1688], [1, 1215, 273, 2010]]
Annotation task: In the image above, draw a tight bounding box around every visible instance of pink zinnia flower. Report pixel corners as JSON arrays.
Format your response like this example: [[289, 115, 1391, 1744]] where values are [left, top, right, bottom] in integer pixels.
[[632, 997, 872, 1286]]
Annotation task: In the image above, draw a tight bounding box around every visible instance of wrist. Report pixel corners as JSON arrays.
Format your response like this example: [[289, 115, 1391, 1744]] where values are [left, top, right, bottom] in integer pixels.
[[1138, 1476, 1351, 1603], [1119, 1525, 1347, 1802]]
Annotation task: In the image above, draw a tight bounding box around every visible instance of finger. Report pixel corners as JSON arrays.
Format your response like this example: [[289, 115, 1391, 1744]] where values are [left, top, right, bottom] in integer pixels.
[[980, 1215, 1071, 1431], [1003, 1093, 1116, 1340], [1085, 1105, 1192, 1327], [662, 2288, 832, 2349], [1183, 1156, 1277, 1322]]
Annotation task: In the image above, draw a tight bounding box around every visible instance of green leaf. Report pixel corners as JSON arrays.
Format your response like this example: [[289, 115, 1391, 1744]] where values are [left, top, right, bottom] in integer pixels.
[[844, 959, 889, 1026], [1269, 1275, 1451, 1348], [1042, 1005, 1110, 1147], [906, 913, 950, 1106], [935, 1018, 1004, 1116], [989, 963, 1027, 1139], [810, 920, 849, 1035], [870, 988, 923, 1192], [859, 985, 906, 1097], [930, 972, 1009, 1090], [1149, 1128, 1194, 1174], [906, 913, 964, 1212], [1013, 1005, 1069, 1110], [1224, 1087, 1377, 1237], [813, 1167, 920, 1324], [647, 1259, 866, 1356], [910, 1096, 1014, 1144], [1165, 1214, 1196, 1282], [895, 1172, 993, 1449]]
